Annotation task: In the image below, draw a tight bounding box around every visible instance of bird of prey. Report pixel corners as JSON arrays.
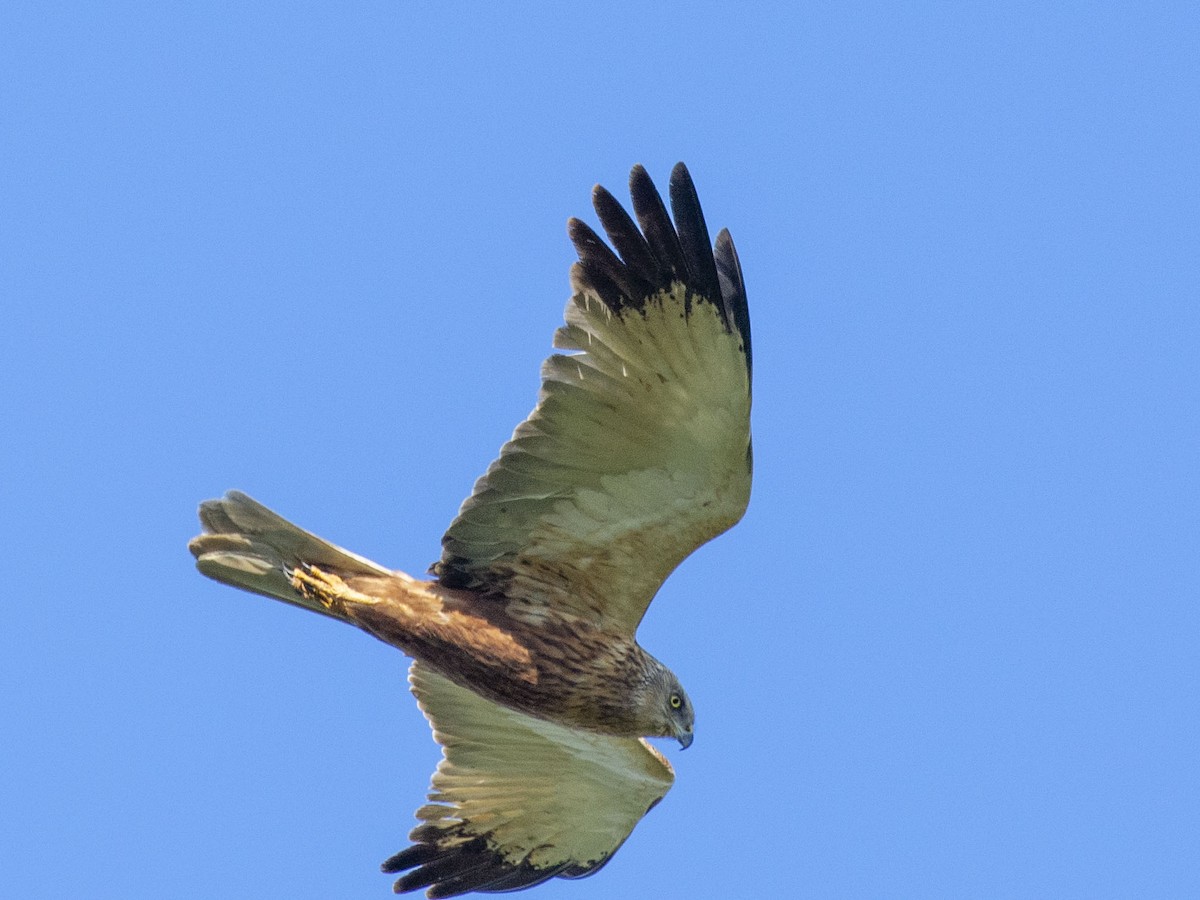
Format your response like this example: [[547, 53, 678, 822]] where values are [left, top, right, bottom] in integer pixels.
[[189, 162, 752, 898]]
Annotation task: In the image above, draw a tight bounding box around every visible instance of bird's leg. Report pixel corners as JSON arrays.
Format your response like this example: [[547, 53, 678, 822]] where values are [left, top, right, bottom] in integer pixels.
[[291, 565, 378, 618]]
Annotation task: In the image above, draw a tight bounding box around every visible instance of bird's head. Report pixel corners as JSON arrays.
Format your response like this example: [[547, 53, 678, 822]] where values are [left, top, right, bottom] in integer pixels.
[[638, 667, 695, 749]]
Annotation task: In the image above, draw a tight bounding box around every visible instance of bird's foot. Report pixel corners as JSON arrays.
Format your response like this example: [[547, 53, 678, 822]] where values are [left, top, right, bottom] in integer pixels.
[[291, 565, 370, 617]]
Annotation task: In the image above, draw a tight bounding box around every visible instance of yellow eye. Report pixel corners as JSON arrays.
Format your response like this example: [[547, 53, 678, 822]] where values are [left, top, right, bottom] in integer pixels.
[[669, 694, 682, 709]]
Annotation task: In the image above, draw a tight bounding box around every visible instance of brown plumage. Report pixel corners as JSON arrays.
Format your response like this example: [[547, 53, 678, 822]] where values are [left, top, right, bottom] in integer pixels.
[[286, 558, 661, 735], [188, 163, 751, 898]]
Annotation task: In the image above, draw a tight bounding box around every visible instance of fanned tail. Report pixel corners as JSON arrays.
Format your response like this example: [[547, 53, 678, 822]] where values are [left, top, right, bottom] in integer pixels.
[[188, 491, 393, 621]]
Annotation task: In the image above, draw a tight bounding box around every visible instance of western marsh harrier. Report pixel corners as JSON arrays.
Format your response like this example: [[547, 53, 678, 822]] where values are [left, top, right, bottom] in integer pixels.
[[189, 163, 752, 897]]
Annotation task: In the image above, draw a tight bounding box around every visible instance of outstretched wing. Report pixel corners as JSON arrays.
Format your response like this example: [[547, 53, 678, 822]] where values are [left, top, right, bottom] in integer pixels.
[[433, 163, 752, 634], [384, 661, 674, 898]]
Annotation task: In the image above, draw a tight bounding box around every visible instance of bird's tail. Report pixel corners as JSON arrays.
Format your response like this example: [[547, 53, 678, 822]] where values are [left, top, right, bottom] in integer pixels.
[[188, 491, 395, 621]]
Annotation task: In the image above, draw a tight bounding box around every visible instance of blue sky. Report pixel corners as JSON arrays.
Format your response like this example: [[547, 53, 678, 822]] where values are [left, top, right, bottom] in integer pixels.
[[3, 4, 1198, 898]]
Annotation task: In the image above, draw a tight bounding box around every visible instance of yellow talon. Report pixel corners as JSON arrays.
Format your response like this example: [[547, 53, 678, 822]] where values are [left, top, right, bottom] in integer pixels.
[[292, 565, 350, 615], [291, 565, 380, 618]]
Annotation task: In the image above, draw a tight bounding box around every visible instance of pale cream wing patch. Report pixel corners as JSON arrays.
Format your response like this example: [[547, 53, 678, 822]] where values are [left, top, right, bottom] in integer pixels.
[[383, 661, 674, 897], [436, 283, 752, 633]]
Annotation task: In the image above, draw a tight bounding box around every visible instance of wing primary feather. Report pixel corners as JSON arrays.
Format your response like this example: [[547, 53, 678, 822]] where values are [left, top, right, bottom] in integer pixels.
[[383, 835, 574, 898], [591, 184, 671, 290], [427, 871, 530, 898], [568, 260, 625, 313], [629, 164, 689, 280], [668, 162, 723, 310], [381, 843, 441, 873], [462, 863, 572, 893], [567, 218, 654, 308], [714, 227, 752, 379], [391, 854, 488, 893]]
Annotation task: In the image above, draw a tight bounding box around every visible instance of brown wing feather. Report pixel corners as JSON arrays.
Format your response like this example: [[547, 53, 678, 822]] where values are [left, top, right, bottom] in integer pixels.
[[434, 164, 751, 634], [384, 662, 674, 898]]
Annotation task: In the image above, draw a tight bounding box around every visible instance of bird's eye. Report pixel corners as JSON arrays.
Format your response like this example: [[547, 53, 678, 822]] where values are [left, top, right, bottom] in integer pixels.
[[669, 694, 682, 709]]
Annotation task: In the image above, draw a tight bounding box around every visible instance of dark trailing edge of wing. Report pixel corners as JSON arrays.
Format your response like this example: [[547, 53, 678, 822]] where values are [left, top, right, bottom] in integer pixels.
[[382, 833, 611, 898], [568, 162, 751, 377]]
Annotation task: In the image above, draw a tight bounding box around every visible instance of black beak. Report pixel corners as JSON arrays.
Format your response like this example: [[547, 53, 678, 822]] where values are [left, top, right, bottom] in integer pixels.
[[678, 730, 694, 750]]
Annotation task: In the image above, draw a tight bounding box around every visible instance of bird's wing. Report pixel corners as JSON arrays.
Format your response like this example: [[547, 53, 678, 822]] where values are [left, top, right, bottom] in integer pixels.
[[384, 661, 675, 898], [433, 163, 752, 635]]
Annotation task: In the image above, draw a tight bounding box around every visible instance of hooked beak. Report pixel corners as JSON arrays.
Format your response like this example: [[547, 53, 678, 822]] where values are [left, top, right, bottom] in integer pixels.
[[677, 727, 694, 750]]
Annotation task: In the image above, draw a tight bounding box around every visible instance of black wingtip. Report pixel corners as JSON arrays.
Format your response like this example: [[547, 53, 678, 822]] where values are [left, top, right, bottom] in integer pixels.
[[668, 162, 721, 304], [572, 215, 656, 310], [563, 163, 752, 380], [714, 227, 752, 379], [628, 165, 689, 280], [382, 833, 594, 897], [381, 843, 439, 874], [592, 183, 670, 291]]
